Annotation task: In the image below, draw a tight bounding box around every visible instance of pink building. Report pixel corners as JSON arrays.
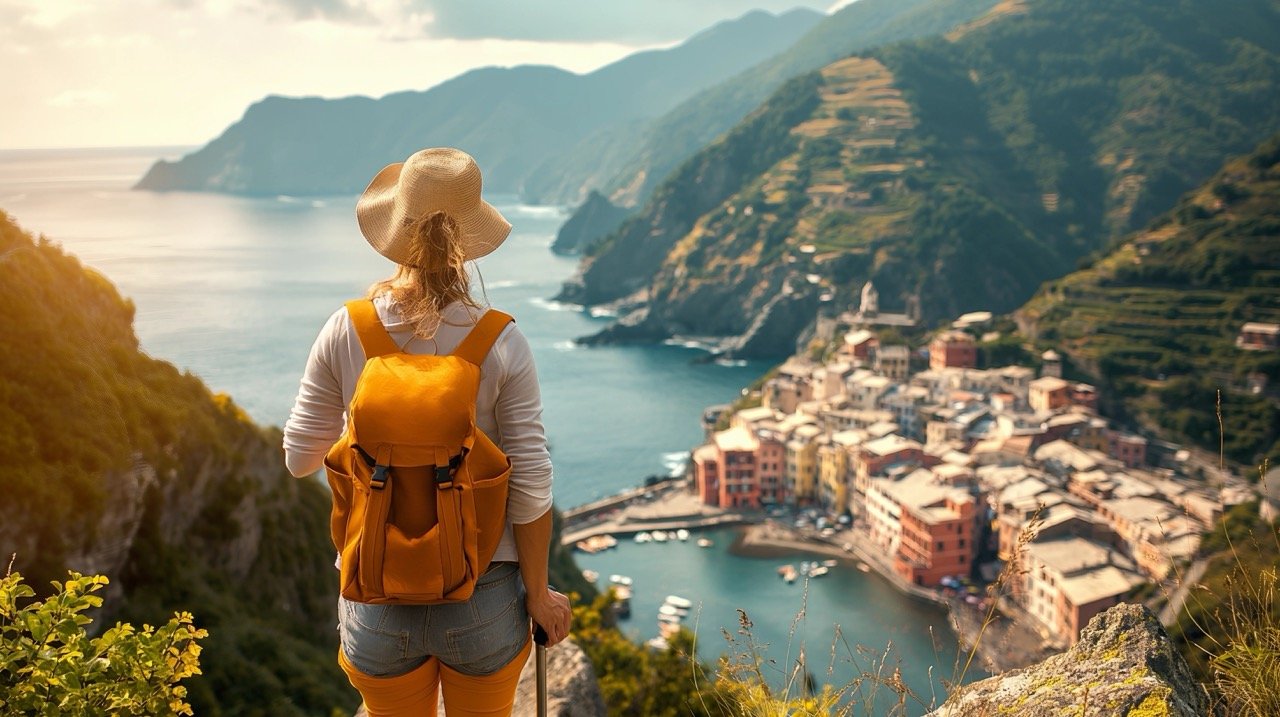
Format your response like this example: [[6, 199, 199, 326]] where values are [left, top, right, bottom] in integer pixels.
[[692, 426, 781, 509], [1107, 432, 1148, 468]]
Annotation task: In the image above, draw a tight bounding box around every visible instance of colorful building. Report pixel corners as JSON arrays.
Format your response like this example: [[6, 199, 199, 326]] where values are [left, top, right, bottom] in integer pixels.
[[929, 331, 977, 371]]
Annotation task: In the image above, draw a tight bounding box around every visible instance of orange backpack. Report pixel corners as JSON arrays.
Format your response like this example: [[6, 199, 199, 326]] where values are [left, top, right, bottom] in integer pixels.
[[324, 299, 513, 604]]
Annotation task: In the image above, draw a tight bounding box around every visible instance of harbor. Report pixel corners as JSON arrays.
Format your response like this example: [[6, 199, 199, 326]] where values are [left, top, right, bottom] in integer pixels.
[[561, 477, 1050, 676]]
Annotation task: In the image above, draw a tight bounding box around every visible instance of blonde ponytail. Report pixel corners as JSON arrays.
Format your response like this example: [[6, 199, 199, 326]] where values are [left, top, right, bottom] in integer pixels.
[[367, 211, 483, 339]]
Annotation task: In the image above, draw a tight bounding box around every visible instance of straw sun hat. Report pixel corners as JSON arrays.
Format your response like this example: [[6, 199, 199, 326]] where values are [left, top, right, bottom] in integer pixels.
[[356, 147, 512, 267]]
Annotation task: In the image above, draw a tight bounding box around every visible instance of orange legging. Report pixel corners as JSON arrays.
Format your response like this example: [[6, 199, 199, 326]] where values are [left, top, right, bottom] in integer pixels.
[[340, 636, 532, 716]]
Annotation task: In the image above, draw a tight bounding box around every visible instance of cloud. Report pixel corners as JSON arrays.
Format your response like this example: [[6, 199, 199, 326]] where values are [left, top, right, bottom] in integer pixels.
[[6, 0, 83, 28], [243, 0, 830, 43], [48, 89, 113, 108]]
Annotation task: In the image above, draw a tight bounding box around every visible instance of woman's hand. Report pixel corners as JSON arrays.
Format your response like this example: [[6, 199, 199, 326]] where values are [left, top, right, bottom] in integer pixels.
[[527, 588, 572, 647]]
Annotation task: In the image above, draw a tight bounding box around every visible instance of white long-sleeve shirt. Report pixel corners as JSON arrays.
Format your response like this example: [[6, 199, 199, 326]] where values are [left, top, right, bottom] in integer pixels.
[[282, 295, 554, 563]]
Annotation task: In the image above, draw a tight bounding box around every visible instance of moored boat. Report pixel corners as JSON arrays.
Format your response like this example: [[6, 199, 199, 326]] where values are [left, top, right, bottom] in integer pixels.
[[676, 529, 690, 541], [778, 564, 798, 583], [697, 537, 714, 548], [664, 595, 693, 611]]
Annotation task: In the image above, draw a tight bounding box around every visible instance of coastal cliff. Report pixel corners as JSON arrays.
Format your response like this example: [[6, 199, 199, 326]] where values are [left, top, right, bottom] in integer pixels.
[[561, 0, 1280, 358], [0, 210, 351, 714], [551, 190, 631, 256]]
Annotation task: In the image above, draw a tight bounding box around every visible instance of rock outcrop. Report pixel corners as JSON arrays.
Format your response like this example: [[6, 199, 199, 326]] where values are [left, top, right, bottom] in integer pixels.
[[551, 191, 632, 256], [929, 604, 1209, 716]]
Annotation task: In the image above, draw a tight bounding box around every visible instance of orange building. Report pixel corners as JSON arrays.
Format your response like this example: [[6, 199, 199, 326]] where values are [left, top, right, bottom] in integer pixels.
[[895, 492, 976, 586], [929, 331, 976, 371], [867, 468, 978, 587]]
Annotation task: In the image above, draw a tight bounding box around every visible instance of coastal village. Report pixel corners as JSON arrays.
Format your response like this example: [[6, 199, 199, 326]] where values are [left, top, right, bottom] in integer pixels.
[[567, 283, 1272, 661]]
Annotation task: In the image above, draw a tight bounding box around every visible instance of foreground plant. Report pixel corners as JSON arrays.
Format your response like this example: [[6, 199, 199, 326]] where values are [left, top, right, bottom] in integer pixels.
[[0, 568, 207, 716]]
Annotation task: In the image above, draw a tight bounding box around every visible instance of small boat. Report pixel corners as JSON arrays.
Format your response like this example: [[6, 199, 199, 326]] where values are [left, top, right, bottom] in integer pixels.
[[778, 565, 798, 584], [610, 574, 633, 587], [676, 529, 690, 541], [664, 595, 693, 611], [575, 535, 618, 553], [808, 566, 829, 578], [634, 532, 652, 543], [697, 537, 714, 548], [646, 636, 670, 651], [658, 604, 683, 618], [857, 562, 871, 573], [822, 559, 838, 568], [657, 613, 681, 625], [652, 531, 669, 543], [582, 569, 599, 584]]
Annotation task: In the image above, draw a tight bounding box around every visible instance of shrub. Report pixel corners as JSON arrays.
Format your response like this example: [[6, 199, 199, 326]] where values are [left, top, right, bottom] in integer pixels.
[[0, 570, 206, 716]]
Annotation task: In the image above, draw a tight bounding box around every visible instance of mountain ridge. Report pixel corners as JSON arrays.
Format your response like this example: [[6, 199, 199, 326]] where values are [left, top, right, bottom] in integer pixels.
[[134, 8, 824, 198]]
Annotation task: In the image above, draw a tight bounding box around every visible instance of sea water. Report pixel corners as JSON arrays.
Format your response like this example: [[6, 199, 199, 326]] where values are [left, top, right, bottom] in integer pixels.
[[0, 146, 976, 714]]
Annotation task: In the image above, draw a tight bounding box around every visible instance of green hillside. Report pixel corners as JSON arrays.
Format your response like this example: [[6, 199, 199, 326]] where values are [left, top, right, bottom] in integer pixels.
[[1019, 134, 1280, 466], [563, 0, 1280, 358], [525, 0, 1000, 206], [0, 212, 355, 715]]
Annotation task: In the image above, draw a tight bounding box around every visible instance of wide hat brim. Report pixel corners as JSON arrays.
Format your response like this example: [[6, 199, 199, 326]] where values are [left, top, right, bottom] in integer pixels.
[[356, 148, 512, 266]]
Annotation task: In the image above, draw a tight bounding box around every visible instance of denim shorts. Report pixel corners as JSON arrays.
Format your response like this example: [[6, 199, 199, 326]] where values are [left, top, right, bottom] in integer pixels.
[[338, 562, 529, 678]]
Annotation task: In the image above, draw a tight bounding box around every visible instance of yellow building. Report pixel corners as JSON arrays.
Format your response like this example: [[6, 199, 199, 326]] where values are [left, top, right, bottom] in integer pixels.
[[785, 424, 822, 505]]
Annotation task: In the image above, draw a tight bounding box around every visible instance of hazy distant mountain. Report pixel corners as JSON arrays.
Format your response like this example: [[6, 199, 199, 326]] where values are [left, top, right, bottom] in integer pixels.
[[134, 8, 823, 197], [524, 0, 1001, 207], [561, 0, 1280, 358]]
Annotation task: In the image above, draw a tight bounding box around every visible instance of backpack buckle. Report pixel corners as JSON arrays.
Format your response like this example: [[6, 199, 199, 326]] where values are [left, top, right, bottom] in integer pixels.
[[435, 453, 464, 488], [370, 464, 390, 490]]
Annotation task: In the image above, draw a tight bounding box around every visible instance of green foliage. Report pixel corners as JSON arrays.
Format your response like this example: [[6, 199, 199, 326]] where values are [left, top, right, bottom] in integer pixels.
[[571, 592, 719, 716], [1021, 133, 1280, 466], [1168, 503, 1280, 714], [0, 571, 206, 716]]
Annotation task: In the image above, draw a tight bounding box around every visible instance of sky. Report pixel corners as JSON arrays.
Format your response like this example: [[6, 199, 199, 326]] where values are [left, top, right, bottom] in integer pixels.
[[1, 0, 858, 150]]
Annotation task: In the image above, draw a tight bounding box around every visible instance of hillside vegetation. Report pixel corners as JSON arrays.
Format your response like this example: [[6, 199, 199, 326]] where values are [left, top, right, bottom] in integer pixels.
[[1019, 134, 1280, 466], [528, 0, 1000, 207], [564, 0, 1280, 357], [0, 211, 354, 715]]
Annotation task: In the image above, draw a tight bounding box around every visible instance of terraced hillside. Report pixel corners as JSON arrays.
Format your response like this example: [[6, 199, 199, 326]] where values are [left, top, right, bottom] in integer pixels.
[[564, 0, 1280, 358], [1018, 134, 1280, 465], [639, 57, 937, 348]]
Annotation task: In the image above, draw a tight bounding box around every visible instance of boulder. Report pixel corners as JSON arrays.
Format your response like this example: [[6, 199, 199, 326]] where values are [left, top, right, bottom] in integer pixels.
[[929, 603, 1208, 716]]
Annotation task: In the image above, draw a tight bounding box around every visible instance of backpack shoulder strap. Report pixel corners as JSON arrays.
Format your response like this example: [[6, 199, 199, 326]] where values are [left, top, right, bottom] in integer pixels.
[[345, 299, 401, 358], [452, 309, 514, 366]]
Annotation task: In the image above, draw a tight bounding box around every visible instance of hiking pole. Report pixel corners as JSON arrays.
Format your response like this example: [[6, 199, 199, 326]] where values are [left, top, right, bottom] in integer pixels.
[[533, 624, 549, 717]]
